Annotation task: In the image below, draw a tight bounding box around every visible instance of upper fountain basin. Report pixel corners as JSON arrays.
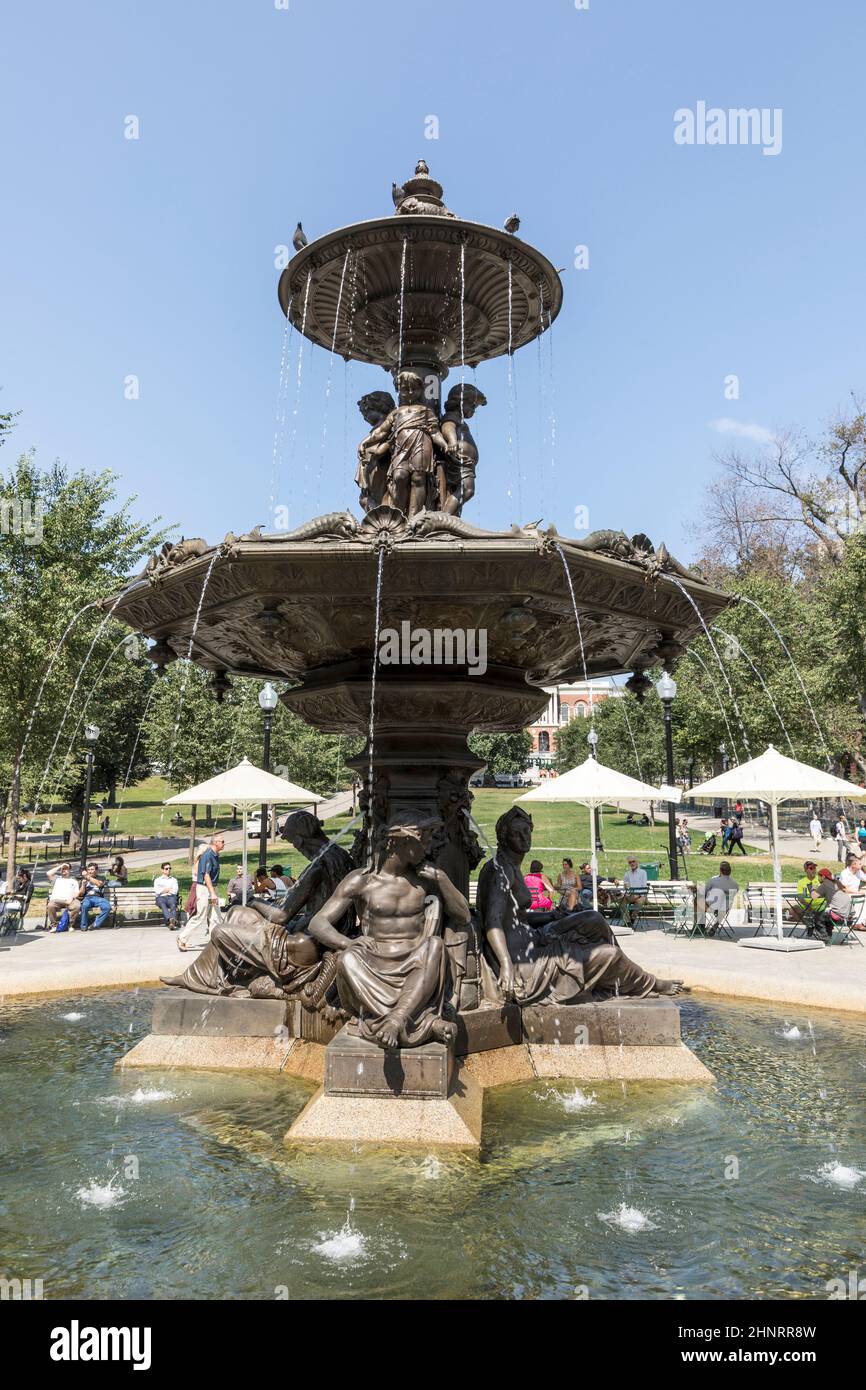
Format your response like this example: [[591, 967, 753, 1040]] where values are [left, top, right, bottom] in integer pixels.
[[278, 215, 563, 375], [110, 511, 732, 734]]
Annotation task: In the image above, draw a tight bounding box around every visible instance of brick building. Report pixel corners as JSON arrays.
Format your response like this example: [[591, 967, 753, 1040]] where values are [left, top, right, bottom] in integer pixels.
[[525, 680, 622, 780]]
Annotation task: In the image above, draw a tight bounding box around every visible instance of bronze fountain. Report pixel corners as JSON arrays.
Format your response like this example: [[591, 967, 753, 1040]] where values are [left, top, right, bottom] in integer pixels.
[[113, 163, 729, 1063]]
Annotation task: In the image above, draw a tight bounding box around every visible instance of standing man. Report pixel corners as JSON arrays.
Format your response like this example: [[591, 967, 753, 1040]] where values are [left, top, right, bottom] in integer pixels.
[[177, 833, 224, 951], [45, 862, 81, 931], [808, 812, 824, 854], [153, 862, 179, 929], [835, 815, 849, 864]]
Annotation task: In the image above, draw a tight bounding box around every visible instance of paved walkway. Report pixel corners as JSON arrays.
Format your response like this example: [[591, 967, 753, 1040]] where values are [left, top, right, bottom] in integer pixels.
[[3, 918, 865, 1013]]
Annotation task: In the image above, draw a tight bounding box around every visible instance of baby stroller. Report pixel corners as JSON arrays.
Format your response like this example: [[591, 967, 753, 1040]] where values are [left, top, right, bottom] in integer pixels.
[[699, 832, 717, 856]]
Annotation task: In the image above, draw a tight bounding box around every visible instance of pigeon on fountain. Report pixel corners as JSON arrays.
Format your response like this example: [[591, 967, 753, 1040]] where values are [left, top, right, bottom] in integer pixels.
[[391, 181, 405, 207], [293, 222, 308, 251], [504, 213, 520, 234]]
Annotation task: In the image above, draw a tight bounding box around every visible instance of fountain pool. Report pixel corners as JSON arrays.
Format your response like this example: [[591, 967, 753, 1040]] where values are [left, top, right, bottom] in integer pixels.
[[2, 990, 864, 1300]]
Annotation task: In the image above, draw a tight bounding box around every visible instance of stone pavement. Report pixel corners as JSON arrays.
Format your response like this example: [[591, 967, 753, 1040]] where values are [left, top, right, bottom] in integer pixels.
[[3, 917, 866, 1013]]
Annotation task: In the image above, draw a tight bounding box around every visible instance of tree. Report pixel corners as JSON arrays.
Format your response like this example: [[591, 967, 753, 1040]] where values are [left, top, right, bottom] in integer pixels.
[[468, 731, 532, 776], [706, 402, 866, 575], [0, 450, 168, 877]]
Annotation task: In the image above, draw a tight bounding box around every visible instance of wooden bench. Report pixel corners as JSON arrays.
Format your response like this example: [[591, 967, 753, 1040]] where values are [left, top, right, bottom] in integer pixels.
[[109, 887, 185, 928]]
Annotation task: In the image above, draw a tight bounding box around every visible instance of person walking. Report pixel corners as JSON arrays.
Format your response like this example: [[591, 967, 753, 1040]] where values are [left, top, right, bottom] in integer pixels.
[[728, 820, 747, 856], [835, 815, 849, 864], [808, 813, 824, 854], [153, 863, 179, 929], [177, 834, 224, 951]]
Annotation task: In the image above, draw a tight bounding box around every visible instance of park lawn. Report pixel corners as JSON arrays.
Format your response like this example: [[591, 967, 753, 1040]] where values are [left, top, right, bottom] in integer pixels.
[[122, 789, 819, 893]]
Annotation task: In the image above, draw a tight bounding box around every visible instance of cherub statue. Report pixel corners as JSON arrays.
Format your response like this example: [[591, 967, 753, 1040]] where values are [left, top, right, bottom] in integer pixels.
[[439, 383, 487, 514], [308, 809, 470, 1049], [357, 371, 457, 519], [354, 391, 396, 512]]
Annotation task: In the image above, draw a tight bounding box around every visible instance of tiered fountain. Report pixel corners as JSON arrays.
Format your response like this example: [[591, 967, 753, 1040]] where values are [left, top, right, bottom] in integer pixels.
[[115, 163, 728, 1146]]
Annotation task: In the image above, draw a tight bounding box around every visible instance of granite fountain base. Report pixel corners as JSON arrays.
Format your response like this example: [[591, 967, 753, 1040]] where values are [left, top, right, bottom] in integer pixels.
[[118, 991, 714, 1150]]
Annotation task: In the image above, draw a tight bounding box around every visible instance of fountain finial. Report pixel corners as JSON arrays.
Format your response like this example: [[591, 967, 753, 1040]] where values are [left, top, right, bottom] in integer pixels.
[[393, 161, 455, 219]]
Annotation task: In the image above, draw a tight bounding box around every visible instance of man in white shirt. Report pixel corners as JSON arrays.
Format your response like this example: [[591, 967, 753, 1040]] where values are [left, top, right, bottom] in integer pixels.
[[838, 854, 866, 896], [153, 863, 180, 929], [621, 858, 649, 902], [45, 862, 81, 930], [808, 815, 823, 852]]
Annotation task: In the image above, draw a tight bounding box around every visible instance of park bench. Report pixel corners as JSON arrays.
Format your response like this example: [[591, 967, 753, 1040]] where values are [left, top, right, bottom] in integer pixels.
[[108, 887, 186, 929]]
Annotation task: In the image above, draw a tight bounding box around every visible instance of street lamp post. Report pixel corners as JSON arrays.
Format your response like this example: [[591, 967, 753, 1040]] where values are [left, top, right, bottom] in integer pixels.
[[80, 723, 100, 870], [655, 672, 679, 880], [257, 682, 278, 871], [719, 743, 729, 819]]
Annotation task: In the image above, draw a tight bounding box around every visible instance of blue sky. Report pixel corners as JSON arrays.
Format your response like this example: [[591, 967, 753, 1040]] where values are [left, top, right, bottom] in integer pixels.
[[2, 0, 865, 561]]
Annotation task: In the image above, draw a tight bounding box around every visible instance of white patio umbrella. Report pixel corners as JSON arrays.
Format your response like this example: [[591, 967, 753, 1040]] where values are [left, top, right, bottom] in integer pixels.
[[165, 758, 322, 906], [519, 756, 666, 914], [689, 745, 866, 952]]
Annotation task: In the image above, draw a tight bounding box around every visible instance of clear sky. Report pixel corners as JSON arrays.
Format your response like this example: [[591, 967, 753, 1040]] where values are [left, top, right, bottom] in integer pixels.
[[2, 0, 864, 561]]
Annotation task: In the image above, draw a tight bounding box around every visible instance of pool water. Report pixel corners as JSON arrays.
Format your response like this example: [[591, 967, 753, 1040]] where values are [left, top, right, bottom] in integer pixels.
[[1, 990, 864, 1299]]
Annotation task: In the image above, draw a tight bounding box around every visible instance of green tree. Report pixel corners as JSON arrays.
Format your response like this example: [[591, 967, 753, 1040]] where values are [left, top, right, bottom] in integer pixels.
[[0, 451, 167, 876], [468, 730, 532, 776]]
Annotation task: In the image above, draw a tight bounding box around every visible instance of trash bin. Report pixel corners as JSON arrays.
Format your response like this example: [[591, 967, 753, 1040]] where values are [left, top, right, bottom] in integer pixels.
[[62, 830, 71, 846], [641, 862, 660, 881]]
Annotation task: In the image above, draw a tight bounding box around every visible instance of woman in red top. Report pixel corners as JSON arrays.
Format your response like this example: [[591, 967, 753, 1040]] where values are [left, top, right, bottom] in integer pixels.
[[524, 859, 554, 911]]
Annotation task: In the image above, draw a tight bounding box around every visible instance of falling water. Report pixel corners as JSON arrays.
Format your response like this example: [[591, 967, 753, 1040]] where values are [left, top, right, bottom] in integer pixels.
[[365, 548, 385, 865], [47, 632, 132, 813], [554, 544, 594, 726], [737, 595, 831, 766], [683, 647, 741, 762], [13, 599, 102, 782], [287, 271, 312, 505], [609, 676, 644, 780], [31, 590, 130, 817], [317, 249, 352, 509], [160, 549, 223, 819], [458, 240, 466, 398], [712, 625, 796, 757], [268, 310, 293, 529], [546, 307, 557, 486], [537, 288, 547, 516], [505, 261, 521, 516], [397, 237, 407, 372], [112, 680, 160, 828], [665, 575, 752, 759]]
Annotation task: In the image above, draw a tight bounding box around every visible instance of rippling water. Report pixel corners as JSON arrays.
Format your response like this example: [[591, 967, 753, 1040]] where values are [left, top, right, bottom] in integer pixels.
[[1, 989, 864, 1299]]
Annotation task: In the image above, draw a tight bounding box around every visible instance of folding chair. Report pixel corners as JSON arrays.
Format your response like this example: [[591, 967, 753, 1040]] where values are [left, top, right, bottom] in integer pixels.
[[698, 889, 738, 941], [829, 893, 865, 948], [0, 894, 25, 937]]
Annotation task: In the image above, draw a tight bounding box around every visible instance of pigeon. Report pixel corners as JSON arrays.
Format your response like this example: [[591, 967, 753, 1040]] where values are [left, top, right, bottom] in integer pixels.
[[293, 222, 308, 252], [504, 214, 520, 235], [392, 181, 405, 207]]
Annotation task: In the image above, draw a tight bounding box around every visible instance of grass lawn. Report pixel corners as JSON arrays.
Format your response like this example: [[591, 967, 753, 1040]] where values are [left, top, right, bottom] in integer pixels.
[[119, 786, 834, 892]]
